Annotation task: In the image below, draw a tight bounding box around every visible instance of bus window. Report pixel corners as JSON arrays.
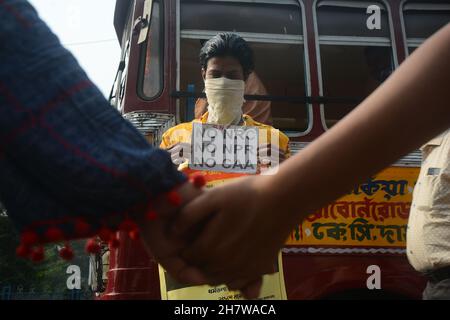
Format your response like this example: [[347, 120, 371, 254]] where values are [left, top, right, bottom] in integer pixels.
[[316, 1, 395, 129], [141, 0, 163, 100], [179, 0, 309, 133], [403, 2, 450, 55], [115, 5, 133, 112]]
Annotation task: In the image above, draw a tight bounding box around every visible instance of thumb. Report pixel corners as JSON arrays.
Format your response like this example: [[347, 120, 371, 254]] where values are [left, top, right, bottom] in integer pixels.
[[171, 191, 218, 238]]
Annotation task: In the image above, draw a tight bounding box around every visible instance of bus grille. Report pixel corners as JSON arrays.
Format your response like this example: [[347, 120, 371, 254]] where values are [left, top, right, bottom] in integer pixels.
[[123, 111, 175, 147]]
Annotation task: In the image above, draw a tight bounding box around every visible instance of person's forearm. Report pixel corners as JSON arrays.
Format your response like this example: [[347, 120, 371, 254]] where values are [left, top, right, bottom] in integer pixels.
[[0, 0, 186, 237], [269, 24, 450, 225]]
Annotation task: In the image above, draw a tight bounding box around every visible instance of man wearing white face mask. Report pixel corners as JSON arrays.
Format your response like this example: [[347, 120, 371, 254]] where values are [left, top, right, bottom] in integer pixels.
[[195, 72, 273, 125], [161, 32, 289, 170], [204, 76, 245, 126], [158, 33, 289, 300]]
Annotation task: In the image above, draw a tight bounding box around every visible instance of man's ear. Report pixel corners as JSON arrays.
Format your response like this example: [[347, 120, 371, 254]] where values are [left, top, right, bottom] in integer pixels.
[[201, 68, 206, 81], [244, 70, 252, 82]]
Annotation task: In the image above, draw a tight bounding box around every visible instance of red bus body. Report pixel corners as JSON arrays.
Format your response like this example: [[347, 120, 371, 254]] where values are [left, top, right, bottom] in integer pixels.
[[97, 0, 450, 299]]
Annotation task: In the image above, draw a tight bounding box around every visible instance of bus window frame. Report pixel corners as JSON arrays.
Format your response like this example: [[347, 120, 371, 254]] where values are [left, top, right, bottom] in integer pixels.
[[400, 1, 450, 57], [175, 0, 313, 137], [115, 3, 135, 112], [314, 0, 399, 131], [137, 0, 165, 102]]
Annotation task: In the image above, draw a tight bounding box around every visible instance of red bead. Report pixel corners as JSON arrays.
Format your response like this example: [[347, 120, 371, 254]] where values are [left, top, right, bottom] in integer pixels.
[[85, 238, 100, 254], [167, 191, 182, 206], [30, 246, 45, 263], [16, 244, 30, 258], [119, 219, 136, 232], [98, 227, 112, 242], [109, 237, 120, 249], [21, 230, 39, 246], [190, 173, 206, 188], [128, 229, 140, 241], [59, 245, 74, 261], [74, 219, 90, 237], [45, 227, 64, 242], [145, 210, 158, 221]]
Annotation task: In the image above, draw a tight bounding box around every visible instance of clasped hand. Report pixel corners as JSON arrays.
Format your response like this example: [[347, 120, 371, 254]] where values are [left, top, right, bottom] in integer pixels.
[[137, 174, 291, 299]]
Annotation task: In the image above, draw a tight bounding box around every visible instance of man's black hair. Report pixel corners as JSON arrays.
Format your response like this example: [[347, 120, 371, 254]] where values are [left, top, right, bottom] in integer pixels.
[[199, 32, 254, 79]]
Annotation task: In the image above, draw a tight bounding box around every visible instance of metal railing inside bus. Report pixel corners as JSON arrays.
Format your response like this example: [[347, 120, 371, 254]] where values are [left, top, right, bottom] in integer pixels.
[[171, 91, 364, 105]]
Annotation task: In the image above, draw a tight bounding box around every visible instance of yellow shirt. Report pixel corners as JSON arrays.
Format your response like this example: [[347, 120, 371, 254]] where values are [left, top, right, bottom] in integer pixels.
[[407, 130, 450, 272], [160, 112, 290, 165]]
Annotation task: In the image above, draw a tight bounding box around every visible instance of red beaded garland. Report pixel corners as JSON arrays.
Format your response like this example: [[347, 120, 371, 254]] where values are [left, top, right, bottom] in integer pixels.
[[128, 229, 140, 240], [85, 238, 101, 255], [74, 220, 90, 237], [98, 227, 112, 242], [109, 237, 120, 249], [145, 210, 158, 221], [30, 246, 45, 262], [16, 244, 30, 258], [190, 173, 206, 188], [45, 227, 64, 242], [119, 219, 137, 232], [21, 230, 39, 246], [59, 245, 74, 261], [167, 191, 182, 206]]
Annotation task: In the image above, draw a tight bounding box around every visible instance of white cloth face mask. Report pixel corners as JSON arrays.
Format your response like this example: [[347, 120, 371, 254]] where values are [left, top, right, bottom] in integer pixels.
[[204, 77, 245, 126]]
